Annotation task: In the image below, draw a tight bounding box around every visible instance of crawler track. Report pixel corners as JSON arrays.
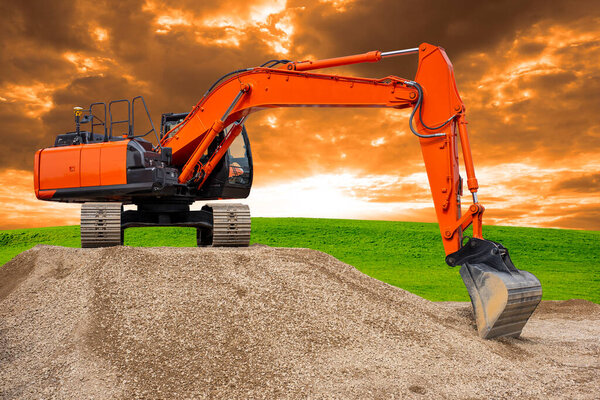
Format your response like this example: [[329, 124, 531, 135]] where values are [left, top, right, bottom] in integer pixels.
[[81, 202, 123, 248], [204, 203, 251, 247]]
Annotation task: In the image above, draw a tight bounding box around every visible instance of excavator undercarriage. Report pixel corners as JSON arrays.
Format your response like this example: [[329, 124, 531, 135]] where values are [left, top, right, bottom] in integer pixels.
[[81, 202, 251, 248], [34, 43, 542, 339]]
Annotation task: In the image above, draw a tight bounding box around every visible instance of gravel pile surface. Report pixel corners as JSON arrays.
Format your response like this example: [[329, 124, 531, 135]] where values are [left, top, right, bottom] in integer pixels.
[[1, 245, 598, 399]]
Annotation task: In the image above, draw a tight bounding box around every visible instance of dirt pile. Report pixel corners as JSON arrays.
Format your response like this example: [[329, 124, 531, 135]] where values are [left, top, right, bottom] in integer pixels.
[[1, 245, 598, 399]]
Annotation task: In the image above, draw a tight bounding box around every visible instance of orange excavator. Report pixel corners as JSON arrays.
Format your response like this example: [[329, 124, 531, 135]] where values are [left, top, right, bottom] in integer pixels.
[[34, 43, 542, 339]]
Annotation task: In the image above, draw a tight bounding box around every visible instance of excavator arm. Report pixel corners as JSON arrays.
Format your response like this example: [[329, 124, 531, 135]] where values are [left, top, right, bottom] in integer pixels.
[[161, 43, 542, 339]]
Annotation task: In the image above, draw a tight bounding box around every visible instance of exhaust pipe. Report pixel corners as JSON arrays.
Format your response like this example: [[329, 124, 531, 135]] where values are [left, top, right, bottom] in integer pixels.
[[447, 238, 542, 339]]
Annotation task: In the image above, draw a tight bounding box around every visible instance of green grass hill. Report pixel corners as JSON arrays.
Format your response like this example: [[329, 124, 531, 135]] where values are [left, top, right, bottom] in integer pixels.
[[1, 218, 598, 302]]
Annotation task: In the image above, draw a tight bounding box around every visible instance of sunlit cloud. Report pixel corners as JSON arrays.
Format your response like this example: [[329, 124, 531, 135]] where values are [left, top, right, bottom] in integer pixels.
[[210, 172, 433, 221], [143, 0, 294, 54], [0, 170, 79, 229], [318, 0, 356, 12], [265, 114, 278, 128], [156, 13, 193, 33], [198, 3, 294, 53], [63, 52, 113, 74], [370, 137, 386, 147], [248, 1, 287, 22], [92, 27, 108, 42], [0, 84, 56, 118], [475, 160, 600, 229], [464, 22, 600, 109]]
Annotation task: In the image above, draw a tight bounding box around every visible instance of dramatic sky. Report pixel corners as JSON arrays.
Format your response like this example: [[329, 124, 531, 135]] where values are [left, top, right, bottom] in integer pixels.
[[0, 0, 599, 230]]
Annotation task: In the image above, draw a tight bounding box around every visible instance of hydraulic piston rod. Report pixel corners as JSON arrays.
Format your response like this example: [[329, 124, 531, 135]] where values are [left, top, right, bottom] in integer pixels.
[[283, 46, 420, 72], [381, 48, 420, 57]]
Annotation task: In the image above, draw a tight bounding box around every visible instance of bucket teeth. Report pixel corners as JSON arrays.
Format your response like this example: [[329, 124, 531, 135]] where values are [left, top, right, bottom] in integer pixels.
[[448, 238, 542, 339]]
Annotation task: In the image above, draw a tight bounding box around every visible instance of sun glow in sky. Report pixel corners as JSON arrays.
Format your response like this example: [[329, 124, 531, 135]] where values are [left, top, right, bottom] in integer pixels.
[[0, 1, 599, 230]]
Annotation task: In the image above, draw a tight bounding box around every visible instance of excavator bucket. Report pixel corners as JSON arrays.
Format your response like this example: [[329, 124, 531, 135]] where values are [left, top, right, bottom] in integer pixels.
[[447, 238, 542, 339]]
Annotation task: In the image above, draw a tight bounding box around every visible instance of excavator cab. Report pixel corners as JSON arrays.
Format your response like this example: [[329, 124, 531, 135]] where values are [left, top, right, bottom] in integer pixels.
[[159, 112, 253, 200], [160, 112, 188, 140], [197, 125, 253, 200]]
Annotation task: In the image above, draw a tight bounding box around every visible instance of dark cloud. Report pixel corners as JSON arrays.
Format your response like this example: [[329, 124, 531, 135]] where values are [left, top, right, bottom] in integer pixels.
[[553, 173, 600, 193], [538, 205, 600, 231], [0, 0, 90, 52], [289, 0, 600, 78], [0, 103, 47, 168], [0, 0, 291, 164]]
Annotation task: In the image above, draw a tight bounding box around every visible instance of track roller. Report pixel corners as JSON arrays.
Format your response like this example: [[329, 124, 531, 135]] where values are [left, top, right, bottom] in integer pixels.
[[80, 202, 123, 248]]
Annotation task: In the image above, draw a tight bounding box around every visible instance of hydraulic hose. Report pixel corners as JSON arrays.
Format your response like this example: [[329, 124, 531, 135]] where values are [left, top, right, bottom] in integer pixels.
[[405, 81, 456, 138], [260, 59, 291, 68], [202, 59, 291, 99], [202, 69, 253, 98]]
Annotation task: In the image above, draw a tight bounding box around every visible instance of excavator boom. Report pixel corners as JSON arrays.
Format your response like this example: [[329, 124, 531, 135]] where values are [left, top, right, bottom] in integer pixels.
[[162, 43, 475, 255], [34, 42, 542, 339]]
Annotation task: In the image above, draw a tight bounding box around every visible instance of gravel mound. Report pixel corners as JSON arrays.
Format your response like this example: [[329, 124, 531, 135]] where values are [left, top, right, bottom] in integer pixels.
[[1, 245, 598, 399], [534, 299, 600, 320]]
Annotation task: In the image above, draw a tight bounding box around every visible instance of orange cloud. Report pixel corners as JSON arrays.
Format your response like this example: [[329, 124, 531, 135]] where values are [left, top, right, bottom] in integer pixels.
[[0, 0, 598, 231], [0, 170, 79, 229]]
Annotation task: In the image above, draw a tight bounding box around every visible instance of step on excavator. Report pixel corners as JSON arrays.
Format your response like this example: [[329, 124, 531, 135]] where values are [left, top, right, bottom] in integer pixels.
[[34, 43, 542, 339]]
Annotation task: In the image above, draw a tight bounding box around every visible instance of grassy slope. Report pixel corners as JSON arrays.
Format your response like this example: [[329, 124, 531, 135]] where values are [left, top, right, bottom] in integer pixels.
[[1, 218, 598, 302]]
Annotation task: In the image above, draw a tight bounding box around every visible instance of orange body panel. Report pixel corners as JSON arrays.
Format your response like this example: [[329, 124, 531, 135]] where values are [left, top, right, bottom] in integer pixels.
[[39, 146, 81, 190], [37, 140, 128, 194], [99, 141, 128, 186], [80, 145, 102, 187], [33, 149, 41, 197]]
